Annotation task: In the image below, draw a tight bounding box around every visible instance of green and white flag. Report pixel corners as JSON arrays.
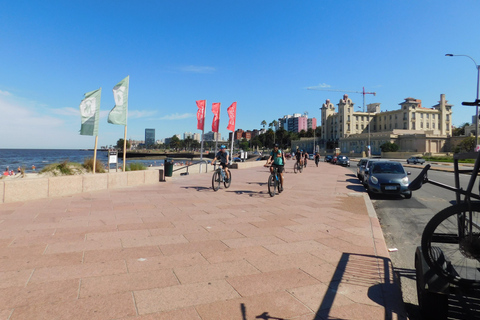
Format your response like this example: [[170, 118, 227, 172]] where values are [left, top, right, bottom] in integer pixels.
[[108, 75, 129, 125], [79, 88, 102, 136]]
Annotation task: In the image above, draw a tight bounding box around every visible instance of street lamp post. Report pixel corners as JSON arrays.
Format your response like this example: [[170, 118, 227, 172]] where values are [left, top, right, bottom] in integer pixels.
[[446, 54, 480, 147]]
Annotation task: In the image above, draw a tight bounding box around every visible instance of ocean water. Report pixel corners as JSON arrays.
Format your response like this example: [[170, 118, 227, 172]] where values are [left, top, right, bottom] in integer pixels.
[[0, 149, 166, 173]]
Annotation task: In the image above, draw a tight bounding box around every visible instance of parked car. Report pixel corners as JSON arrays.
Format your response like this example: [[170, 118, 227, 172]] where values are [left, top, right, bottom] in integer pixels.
[[364, 161, 412, 199], [356, 158, 368, 179], [324, 155, 333, 162], [309, 154, 314, 160], [406, 156, 425, 165], [361, 158, 381, 185], [336, 155, 350, 166]]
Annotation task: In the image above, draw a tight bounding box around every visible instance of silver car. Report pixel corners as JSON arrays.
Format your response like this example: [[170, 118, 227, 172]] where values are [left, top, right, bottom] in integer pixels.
[[361, 159, 381, 185]]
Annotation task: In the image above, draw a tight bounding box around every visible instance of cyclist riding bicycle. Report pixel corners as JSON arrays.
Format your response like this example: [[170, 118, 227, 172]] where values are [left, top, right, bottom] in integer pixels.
[[295, 149, 303, 167], [314, 152, 320, 167], [211, 145, 230, 182], [303, 151, 309, 167], [265, 144, 285, 192]]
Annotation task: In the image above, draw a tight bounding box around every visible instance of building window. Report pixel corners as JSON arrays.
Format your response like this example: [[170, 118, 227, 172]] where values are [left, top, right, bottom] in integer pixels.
[[426, 114, 429, 119], [421, 122, 423, 128], [433, 123, 435, 129], [412, 113, 416, 119], [412, 123, 416, 130], [426, 122, 429, 128], [403, 113, 407, 120], [361, 125, 364, 129], [420, 113, 423, 119], [446, 115, 450, 121], [403, 122, 407, 129]]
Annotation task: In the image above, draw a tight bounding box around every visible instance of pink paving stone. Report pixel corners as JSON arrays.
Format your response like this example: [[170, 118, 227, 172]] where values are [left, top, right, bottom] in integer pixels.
[[126, 252, 209, 273], [221, 235, 286, 248], [195, 291, 312, 320], [246, 252, 326, 273], [263, 239, 327, 255], [121, 234, 188, 248], [201, 246, 274, 264], [0, 269, 34, 289], [79, 269, 179, 298], [29, 260, 127, 284], [1, 251, 83, 272], [134, 280, 241, 314], [115, 307, 202, 320], [182, 230, 245, 242], [0, 279, 79, 309], [226, 268, 321, 297], [10, 292, 136, 320], [158, 239, 229, 256], [83, 246, 162, 264], [174, 259, 261, 284]]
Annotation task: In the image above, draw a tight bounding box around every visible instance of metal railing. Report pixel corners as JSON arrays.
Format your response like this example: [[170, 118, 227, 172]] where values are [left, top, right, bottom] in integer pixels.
[[172, 159, 210, 176]]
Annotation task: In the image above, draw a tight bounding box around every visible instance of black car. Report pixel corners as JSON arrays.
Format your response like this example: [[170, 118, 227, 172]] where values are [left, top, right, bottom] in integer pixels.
[[324, 155, 333, 162], [336, 155, 350, 167]]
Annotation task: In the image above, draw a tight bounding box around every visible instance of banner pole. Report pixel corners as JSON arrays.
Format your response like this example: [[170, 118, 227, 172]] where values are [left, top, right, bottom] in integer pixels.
[[93, 135, 98, 174], [123, 125, 127, 172], [230, 131, 234, 163]]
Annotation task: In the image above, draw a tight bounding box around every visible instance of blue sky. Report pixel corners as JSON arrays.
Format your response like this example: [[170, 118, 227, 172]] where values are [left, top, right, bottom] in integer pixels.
[[1, 0, 479, 149]]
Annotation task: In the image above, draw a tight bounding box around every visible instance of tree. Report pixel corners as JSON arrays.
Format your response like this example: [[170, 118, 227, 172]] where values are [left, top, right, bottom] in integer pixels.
[[169, 135, 181, 150], [457, 136, 476, 152], [306, 128, 315, 138], [452, 122, 470, 137], [269, 120, 278, 143], [116, 139, 131, 150], [239, 138, 249, 151], [379, 142, 399, 152]]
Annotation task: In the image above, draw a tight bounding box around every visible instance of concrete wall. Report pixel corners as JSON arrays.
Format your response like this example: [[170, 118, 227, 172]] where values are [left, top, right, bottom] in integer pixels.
[[1, 169, 164, 204], [0, 163, 264, 204]]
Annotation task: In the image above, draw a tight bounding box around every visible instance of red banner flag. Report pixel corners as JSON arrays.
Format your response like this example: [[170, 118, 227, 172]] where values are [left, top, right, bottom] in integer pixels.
[[227, 102, 237, 131], [212, 102, 221, 133], [196, 100, 206, 130]]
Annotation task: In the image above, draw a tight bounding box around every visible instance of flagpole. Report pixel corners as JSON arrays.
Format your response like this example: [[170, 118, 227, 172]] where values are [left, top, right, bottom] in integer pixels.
[[230, 131, 234, 163], [93, 135, 98, 174], [123, 125, 127, 172]]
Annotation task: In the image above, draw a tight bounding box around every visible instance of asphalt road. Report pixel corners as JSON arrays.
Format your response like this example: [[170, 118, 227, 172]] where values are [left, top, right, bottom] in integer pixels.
[[345, 162, 479, 319]]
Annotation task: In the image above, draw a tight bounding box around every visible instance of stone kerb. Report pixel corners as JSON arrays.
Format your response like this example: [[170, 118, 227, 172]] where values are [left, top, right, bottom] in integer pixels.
[[0, 180, 4, 203], [49, 175, 83, 198], [127, 170, 145, 186], [108, 172, 128, 189], [82, 174, 108, 192], [3, 178, 49, 203]]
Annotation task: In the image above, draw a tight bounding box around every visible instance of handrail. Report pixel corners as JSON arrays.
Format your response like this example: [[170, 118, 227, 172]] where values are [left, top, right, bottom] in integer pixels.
[[172, 159, 210, 175]]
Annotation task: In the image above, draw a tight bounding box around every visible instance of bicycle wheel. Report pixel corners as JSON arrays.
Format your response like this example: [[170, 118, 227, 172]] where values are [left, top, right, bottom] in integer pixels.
[[212, 171, 221, 191], [294, 163, 298, 174], [299, 164, 303, 173], [421, 202, 480, 288], [224, 171, 231, 188], [268, 174, 276, 197]]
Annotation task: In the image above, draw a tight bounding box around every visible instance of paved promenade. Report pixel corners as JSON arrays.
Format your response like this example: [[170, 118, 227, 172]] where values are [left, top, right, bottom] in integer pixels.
[[0, 161, 407, 320]]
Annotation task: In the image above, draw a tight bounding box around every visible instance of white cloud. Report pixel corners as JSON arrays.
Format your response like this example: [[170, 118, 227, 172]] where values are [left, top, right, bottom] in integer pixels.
[[129, 110, 157, 119], [180, 65, 216, 73], [50, 107, 79, 116], [0, 90, 11, 96], [158, 113, 194, 120], [307, 83, 331, 89]]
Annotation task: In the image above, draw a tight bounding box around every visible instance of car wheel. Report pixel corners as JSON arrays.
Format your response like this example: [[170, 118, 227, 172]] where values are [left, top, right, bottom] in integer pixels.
[[404, 191, 412, 199], [407, 161, 410, 164]]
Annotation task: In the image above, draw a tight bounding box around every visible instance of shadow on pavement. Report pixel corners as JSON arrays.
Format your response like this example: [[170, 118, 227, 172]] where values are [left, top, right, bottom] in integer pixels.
[[181, 186, 212, 192], [313, 253, 407, 320]]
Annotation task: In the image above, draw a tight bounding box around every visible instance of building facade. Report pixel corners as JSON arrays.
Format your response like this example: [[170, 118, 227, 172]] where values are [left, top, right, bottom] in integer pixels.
[[320, 94, 453, 154], [278, 113, 317, 133], [145, 129, 155, 147]]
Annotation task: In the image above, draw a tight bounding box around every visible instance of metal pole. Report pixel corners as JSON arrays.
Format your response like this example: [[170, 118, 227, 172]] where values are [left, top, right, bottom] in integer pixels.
[[446, 54, 480, 147]]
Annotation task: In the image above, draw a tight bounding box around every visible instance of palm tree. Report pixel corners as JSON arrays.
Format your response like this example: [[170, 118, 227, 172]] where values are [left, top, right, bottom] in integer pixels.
[[269, 120, 278, 144], [261, 120, 267, 152]]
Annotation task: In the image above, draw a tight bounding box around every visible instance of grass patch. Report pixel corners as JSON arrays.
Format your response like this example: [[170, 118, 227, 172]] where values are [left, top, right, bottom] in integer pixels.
[[40, 161, 86, 176], [83, 158, 106, 173], [126, 162, 147, 171], [423, 156, 476, 164]]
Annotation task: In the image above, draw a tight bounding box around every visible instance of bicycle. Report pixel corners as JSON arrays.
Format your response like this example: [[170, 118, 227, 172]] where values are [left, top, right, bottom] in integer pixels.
[[265, 165, 282, 197], [293, 159, 303, 174], [212, 164, 231, 191], [409, 148, 480, 288]]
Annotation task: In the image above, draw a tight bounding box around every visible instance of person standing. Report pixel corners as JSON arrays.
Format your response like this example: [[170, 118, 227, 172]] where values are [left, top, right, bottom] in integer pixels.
[[315, 152, 320, 167]]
